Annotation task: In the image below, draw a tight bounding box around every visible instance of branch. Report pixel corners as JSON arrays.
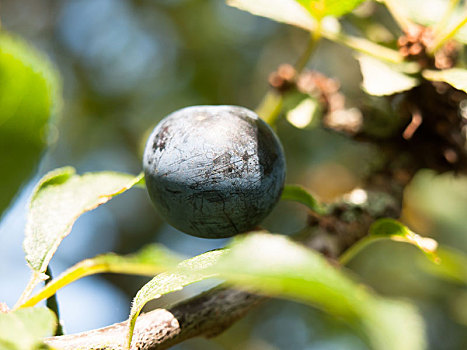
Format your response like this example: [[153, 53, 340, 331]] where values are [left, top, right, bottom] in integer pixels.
[[44, 182, 401, 350], [45, 287, 264, 350], [42, 140, 410, 350]]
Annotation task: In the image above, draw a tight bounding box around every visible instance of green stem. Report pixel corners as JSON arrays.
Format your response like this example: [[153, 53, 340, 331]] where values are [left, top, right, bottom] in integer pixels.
[[339, 236, 387, 265], [257, 26, 322, 126], [433, 0, 461, 36], [255, 91, 284, 126], [430, 13, 467, 54], [45, 267, 64, 336], [296, 23, 322, 74]]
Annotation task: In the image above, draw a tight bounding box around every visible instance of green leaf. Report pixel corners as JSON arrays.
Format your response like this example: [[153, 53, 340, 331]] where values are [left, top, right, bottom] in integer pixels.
[[227, 0, 315, 31], [422, 68, 467, 93], [295, 0, 365, 19], [0, 32, 61, 219], [126, 249, 225, 348], [0, 307, 56, 350], [339, 218, 440, 266], [356, 54, 420, 95], [281, 184, 326, 214], [369, 218, 439, 262], [20, 244, 182, 308], [23, 167, 143, 286], [127, 233, 426, 350], [212, 233, 426, 350]]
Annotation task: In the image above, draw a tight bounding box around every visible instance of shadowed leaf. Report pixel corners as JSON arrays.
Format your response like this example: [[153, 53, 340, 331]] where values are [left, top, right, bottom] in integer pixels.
[[0, 32, 61, 219]]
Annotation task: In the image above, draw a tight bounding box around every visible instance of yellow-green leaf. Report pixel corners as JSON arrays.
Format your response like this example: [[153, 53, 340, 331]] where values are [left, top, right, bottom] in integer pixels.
[[422, 68, 467, 94], [23, 167, 142, 285], [295, 0, 365, 20]]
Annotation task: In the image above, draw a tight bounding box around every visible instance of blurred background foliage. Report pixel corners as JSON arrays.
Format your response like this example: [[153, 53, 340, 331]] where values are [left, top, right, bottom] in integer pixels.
[[0, 0, 466, 349]]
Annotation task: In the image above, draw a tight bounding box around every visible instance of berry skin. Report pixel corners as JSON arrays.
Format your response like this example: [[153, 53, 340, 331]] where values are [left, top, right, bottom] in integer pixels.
[[143, 105, 286, 238]]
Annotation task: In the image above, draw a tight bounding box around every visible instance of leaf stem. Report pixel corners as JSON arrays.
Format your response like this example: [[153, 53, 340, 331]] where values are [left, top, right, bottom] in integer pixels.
[[429, 12, 467, 54]]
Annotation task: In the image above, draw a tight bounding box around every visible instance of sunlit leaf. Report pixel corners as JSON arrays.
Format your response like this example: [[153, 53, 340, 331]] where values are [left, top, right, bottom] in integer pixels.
[[369, 218, 439, 262], [281, 184, 326, 214], [0, 32, 61, 218], [212, 233, 426, 350], [0, 307, 56, 350], [227, 0, 315, 31], [20, 244, 182, 308], [422, 68, 467, 93], [23, 167, 142, 282], [295, 0, 365, 19], [356, 54, 419, 95], [127, 232, 426, 350], [126, 249, 224, 348]]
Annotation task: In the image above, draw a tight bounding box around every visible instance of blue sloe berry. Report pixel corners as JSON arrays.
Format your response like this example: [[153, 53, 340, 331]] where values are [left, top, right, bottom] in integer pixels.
[[143, 105, 286, 238]]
